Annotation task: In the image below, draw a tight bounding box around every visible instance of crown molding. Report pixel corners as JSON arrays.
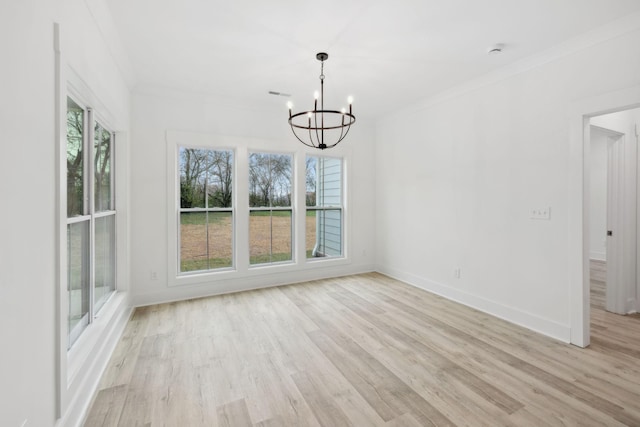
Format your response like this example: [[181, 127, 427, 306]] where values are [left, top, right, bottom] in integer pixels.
[[84, 0, 136, 89], [382, 11, 640, 123]]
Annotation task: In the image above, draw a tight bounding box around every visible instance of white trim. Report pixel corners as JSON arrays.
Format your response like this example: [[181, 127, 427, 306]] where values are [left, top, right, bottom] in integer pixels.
[[569, 84, 640, 348], [637, 122, 640, 315], [53, 22, 64, 419], [56, 297, 132, 427], [54, 21, 67, 419], [378, 266, 571, 343], [94, 210, 116, 219], [67, 68, 117, 133], [134, 264, 376, 307], [247, 150, 296, 266], [306, 154, 345, 260], [589, 252, 606, 262], [169, 141, 238, 280]]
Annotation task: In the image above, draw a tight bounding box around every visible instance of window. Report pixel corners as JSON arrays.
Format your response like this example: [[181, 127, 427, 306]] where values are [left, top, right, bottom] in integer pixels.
[[249, 152, 293, 265], [178, 147, 233, 273], [306, 156, 343, 259], [66, 96, 116, 348], [168, 132, 349, 284]]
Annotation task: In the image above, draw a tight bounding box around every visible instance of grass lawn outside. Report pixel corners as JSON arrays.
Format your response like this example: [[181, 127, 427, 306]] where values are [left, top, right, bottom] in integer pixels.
[[180, 212, 318, 272]]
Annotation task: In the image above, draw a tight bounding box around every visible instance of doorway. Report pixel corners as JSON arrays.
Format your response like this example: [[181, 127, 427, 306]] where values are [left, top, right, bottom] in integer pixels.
[[588, 124, 626, 313], [570, 86, 640, 348], [587, 108, 640, 342]]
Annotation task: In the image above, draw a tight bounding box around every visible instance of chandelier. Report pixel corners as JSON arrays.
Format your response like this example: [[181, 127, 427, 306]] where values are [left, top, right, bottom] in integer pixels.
[[287, 52, 356, 150]]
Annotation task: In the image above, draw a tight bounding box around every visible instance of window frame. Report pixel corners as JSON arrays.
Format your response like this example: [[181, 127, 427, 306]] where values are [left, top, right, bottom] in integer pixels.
[[166, 131, 351, 288], [305, 154, 345, 261], [177, 146, 235, 275], [93, 118, 117, 314], [65, 93, 118, 350], [248, 150, 295, 267], [167, 135, 238, 285]]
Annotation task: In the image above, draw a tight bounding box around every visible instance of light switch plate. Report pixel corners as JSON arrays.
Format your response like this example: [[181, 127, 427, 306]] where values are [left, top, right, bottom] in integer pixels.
[[530, 207, 551, 220]]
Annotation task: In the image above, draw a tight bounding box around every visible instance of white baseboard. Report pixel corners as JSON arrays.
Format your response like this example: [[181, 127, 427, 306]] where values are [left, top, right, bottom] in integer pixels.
[[590, 251, 606, 261], [133, 264, 376, 307], [376, 265, 572, 343]]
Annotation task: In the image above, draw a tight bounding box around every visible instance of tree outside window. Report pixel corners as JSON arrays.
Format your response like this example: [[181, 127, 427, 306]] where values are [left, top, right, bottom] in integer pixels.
[[249, 152, 293, 265], [179, 147, 233, 273]]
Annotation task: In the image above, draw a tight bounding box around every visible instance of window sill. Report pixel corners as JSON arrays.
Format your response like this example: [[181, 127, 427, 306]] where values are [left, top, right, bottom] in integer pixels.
[[66, 291, 127, 385], [170, 256, 350, 287]]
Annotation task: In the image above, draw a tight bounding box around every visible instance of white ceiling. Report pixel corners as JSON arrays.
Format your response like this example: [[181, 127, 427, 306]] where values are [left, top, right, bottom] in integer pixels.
[[105, 0, 640, 119]]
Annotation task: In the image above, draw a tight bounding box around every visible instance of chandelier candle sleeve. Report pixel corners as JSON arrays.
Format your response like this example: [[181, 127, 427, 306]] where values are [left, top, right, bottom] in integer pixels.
[[287, 52, 356, 150]]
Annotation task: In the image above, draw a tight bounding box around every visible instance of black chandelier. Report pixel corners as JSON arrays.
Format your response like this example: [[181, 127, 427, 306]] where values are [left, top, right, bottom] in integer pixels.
[[287, 52, 356, 150]]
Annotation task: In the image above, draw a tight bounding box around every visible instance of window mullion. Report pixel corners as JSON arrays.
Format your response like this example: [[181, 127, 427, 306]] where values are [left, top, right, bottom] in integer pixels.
[[94, 210, 116, 219], [87, 108, 96, 323], [249, 207, 291, 211], [111, 132, 116, 210], [67, 214, 92, 224], [111, 133, 117, 295]]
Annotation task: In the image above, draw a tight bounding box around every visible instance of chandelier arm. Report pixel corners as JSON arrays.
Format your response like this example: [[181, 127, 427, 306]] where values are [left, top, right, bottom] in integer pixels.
[[309, 124, 317, 148], [332, 116, 356, 148], [290, 123, 316, 148], [313, 112, 321, 148], [327, 122, 352, 149], [336, 115, 346, 143], [337, 122, 353, 144]]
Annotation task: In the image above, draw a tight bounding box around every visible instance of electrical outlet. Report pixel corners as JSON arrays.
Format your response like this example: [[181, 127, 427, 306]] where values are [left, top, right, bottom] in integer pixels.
[[530, 207, 551, 220], [150, 271, 158, 281], [454, 268, 461, 279]]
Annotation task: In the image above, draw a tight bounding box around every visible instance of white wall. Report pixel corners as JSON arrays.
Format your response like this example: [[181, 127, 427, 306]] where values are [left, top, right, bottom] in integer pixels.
[[375, 25, 640, 342], [129, 90, 376, 305], [0, 1, 132, 426], [0, 1, 59, 425], [589, 127, 609, 261]]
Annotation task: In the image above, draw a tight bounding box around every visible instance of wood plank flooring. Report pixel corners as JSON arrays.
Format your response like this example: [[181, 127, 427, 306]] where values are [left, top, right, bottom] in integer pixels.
[[85, 272, 640, 426], [590, 259, 606, 311]]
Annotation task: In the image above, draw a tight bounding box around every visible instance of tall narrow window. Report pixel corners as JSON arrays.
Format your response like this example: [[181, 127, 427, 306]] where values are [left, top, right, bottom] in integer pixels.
[[306, 156, 343, 259], [179, 147, 233, 273], [93, 122, 116, 313], [67, 97, 90, 347], [66, 96, 116, 348], [249, 152, 293, 265]]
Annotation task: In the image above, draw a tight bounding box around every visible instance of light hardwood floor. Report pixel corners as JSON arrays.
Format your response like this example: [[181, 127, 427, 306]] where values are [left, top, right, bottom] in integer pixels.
[[85, 272, 640, 426], [590, 259, 606, 311]]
